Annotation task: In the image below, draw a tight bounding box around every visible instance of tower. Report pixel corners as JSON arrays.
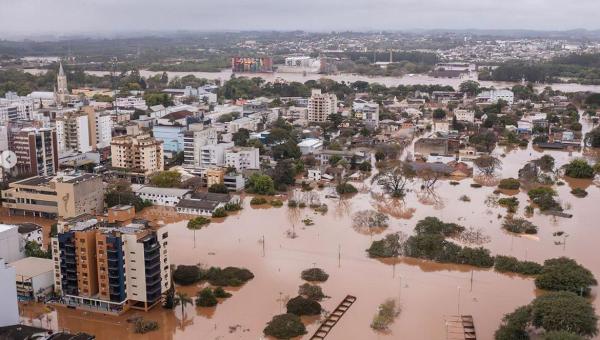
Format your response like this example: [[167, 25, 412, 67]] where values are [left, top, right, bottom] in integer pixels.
[[56, 62, 69, 105]]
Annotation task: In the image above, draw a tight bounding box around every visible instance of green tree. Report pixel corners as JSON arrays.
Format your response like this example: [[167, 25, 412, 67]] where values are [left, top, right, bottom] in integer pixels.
[[195, 288, 218, 307], [263, 314, 307, 339], [247, 173, 275, 195], [208, 183, 229, 193], [286, 296, 322, 316], [535, 257, 597, 295], [149, 171, 182, 187], [564, 159, 595, 179], [173, 292, 193, 321], [459, 80, 481, 96], [531, 292, 598, 337]]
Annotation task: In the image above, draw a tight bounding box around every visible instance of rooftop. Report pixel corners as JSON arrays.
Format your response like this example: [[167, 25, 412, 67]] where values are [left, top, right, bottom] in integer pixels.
[[17, 223, 42, 234], [10, 257, 54, 278]]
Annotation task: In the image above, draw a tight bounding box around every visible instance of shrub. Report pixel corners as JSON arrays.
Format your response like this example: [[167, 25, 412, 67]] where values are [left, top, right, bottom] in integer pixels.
[[543, 331, 585, 340], [195, 288, 218, 307], [224, 201, 243, 211], [213, 287, 232, 298], [298, 283, 325, 301], [286, 296, 322, 316], [212, 207, 227, 218], [134, 318, 159, 334], [415, 217, 465, 237], [250, 197, 268, 205], [202, 267, 255, 287], [494, 255, 543, 275], [173, 265, 201, 285], [564, 159, 595, 179], [187, 216, 210, 230], [459, 195, 471, 202], [270, 199, 283, 207], [450, 181, 460, 186], [367, 233, 402, 258], [531, 292, 598, 337], [298, 202, 307, 208], [287, 200, 298, 208], [300, 268, 329, 282], [470, 183, 482, 188], [358, 161, 372, 172], [498, 178, 521, 190], [498, 197, 519, 213], [336, 182, 358, 195], [571, 188, 588, 198], [494, 306, 532, 340], [535, 258, 597, 295], [502, 217, 538, 234], [528, 187, 561, 211], [208, 183, 229, 194], [371, 299, 399, 331], [263, 314, 307, 339]]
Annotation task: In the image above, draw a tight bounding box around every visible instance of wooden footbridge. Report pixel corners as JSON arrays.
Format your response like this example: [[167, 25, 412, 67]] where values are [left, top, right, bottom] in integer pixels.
[[309, 295, 357, 340], [445, 315, 477, 340]]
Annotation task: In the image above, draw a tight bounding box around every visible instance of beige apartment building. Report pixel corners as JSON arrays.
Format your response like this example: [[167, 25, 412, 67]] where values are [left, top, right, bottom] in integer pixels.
[[111, 134, 164, 175], [1, 172, 104, 219], [307, 89, 337, 123]]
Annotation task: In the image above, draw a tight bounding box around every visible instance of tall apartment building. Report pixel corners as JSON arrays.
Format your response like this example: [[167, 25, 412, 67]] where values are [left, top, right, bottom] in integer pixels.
[[52, 218, 170, 313], [55, 106, 112, 153], [11, 127, 59, 177], [225, 147, 260, 171], [307, 89, 337, 123], [111, 134, 164, 175], [1, 172, 104, 219], [0, 91, 35, 122], [183, 127, 218, 170], [200, 142, 234, 169]]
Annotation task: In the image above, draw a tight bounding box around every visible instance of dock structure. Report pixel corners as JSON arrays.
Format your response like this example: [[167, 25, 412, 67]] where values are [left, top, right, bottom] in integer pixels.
[[309, 295, 357, 340], [445, 315, 477, 340]]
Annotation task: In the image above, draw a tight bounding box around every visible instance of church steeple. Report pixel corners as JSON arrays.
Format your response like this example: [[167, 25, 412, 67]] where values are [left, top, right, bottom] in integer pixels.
[[56, 61, 69, 105]]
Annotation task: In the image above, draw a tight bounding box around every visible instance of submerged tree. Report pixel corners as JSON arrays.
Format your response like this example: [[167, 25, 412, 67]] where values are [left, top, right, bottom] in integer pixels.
[[474, 155, 502, 177], [372, 162, 415, 198]]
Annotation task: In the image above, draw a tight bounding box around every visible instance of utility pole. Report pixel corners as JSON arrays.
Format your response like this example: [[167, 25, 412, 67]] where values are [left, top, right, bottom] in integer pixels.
[[262, 235, 265, 257], [457, 286, 461, 315], [338, 244, 341, 268], [470, 270, 474, 292]]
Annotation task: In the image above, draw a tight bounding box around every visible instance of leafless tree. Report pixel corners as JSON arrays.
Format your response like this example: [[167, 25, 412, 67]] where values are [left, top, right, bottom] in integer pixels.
[[473, 155, 502, 177], [372, 162, 415, 198]]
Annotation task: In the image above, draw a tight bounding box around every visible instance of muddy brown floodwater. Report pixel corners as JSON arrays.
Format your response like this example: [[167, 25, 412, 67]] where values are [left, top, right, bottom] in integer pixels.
[[18, 121, 600, 340]]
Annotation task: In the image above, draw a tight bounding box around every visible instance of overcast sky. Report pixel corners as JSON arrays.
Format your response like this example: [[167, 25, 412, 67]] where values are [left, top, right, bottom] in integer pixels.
[[1, 0, 599, 37]]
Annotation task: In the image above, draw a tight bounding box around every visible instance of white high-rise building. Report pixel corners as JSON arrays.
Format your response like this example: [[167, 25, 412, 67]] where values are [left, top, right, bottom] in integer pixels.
[[200, 142, 234, 168], [0, 224, 25, 263], [0, 260, 19, 327], [183, 127, 218, 170], [95, 112, 113, 149], [225, 147, 260, 171], [308, 89, 337, 123], [56, 112, 92, 153]]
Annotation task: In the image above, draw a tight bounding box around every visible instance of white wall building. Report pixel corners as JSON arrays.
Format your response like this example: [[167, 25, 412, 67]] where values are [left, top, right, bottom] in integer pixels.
[[453, 109, 475, 123], [0, 260, 19, 327], [477, 90, 514, 105], [131, 185, 190, 206], [0, 224, 25, 263], [225, 147, 260, 171], [200, 142, 234, 168], [183, 127, 218, 170], [298, 138, 323, 155], [11, 257, 54, 300], [115, 96, 148, 110], [308, 89, 337, 123], [95, 112, 113, 148]]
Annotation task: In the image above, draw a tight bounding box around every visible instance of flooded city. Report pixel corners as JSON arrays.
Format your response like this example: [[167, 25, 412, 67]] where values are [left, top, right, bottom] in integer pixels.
[[13, 116, 600, 339]]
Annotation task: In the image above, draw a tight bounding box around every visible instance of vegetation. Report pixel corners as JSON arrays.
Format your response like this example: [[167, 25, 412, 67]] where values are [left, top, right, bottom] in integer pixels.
[[208, 183, 229, 194], [133, 318, 159, 334], [104, 180, 152, 212], [585, 127, 600, 147], [564, 159, 595, 179], [353, 210, 389, 232], [502, 217, 538, 235], [224, 201, 243, 211], [494, 256, 543, 276], [498, 197, 519, 213], [247, 173, 276, 195], [250, 197, 268, 205], [24, 241, 51, 259], [474, 155, 502, 177], [498, 178, 521, 190], [286, 296, 322, 316], [542, 331, 584, 340], [211, 207, 227, 218], [301, 268, 329, 282], [149, 171, 181, 187], [415, 217, 465, 237], [531, 292, 598, 337], [187, 216, 210, 230], [535, 257, 597, 295], [336, 182, 358, 195], [372, 163, 415, 198], [571, 188, 588, 198], [213, 287, 232, 299], [367, 233, 404, 258], [263, 313, 307, 339], [203, 266, 255, 287], [173, 265, 202, 285], [270, 199, 284, 207], [173, 292, 193, 319], [371, 299, 400, 331], [195, 288, 218, 307], [298, 283, 325, 301], [528, 187, 562, 211]]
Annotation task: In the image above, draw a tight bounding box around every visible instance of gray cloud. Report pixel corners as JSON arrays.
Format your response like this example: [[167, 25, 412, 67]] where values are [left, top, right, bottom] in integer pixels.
[[1, 0, 599, 36]]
